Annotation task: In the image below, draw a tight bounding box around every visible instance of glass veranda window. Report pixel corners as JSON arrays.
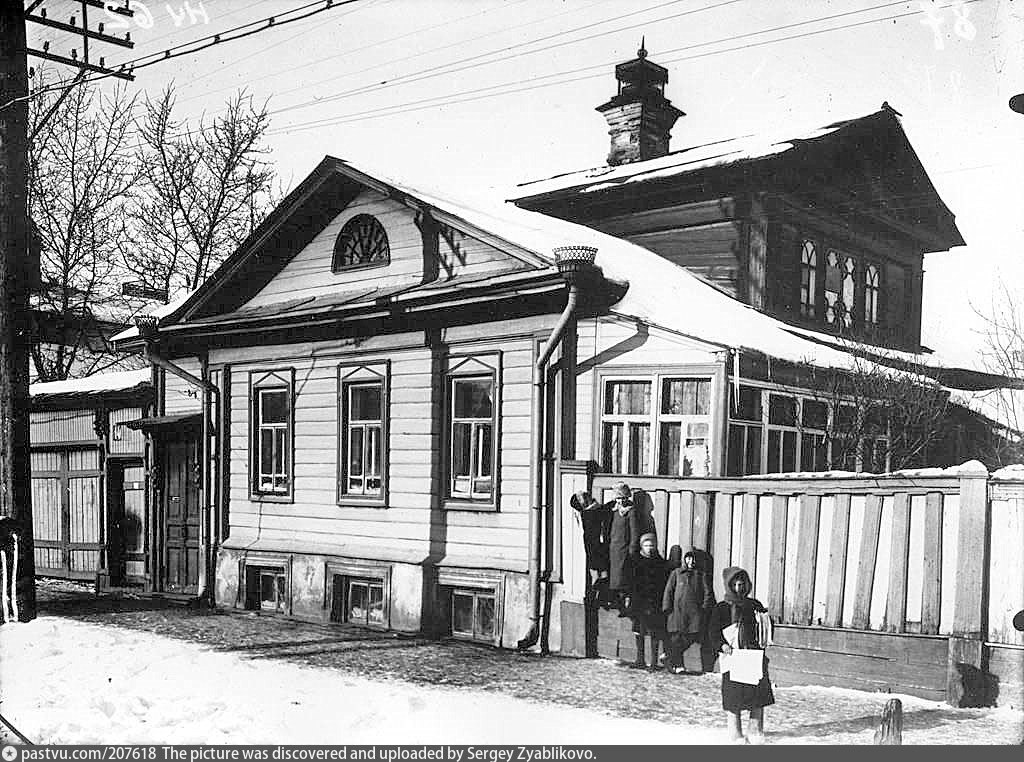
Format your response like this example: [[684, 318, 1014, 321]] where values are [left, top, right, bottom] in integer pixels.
[[450, 377, 494, 499], [658, 378, 711, 476], [257, 388, 289, 492], [601, 380, 651, 474], [344, 382, 383, 496]]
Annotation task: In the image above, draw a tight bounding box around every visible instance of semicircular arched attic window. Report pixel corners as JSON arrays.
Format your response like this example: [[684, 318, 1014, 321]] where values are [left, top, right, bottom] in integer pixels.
[[332, 214, 390, 272]]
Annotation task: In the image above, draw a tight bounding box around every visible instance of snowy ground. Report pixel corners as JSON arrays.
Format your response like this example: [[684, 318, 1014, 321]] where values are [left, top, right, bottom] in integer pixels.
[[1, 614, 1021, 746]]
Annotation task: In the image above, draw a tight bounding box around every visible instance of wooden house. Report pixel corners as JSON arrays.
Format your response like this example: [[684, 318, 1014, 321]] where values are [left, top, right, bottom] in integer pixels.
[[111, 131, 1012, 658], [511, 46, 997, 476], [30, 369, 153, 588]]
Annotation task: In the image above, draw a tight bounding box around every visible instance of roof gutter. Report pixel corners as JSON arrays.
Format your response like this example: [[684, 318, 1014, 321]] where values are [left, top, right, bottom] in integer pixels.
[[517, 246, 598, 654]]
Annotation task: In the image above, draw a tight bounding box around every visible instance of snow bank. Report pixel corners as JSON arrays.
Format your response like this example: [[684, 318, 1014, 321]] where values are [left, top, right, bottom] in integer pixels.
[[0, 618, 723, 745]]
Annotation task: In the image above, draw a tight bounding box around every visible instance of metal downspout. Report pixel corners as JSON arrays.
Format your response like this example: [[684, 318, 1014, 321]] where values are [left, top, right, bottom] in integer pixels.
[[517, 283, 578, 652]]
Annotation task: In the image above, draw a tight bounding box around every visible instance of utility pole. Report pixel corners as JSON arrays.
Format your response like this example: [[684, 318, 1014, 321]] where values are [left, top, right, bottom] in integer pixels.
[[0, 2, 135, 623], [0, 0, 35, 623]]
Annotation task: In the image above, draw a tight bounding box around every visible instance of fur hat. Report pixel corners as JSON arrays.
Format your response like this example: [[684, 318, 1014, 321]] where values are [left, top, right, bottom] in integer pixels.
[[613, 482, 632, 499], [570, 491, 598, 511], [639, 532, 657, 545], [722, 565, 750, 589]]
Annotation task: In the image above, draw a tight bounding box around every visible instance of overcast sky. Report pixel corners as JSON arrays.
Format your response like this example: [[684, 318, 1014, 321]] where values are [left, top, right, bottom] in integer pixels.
[[30, 0, 1024, 368]]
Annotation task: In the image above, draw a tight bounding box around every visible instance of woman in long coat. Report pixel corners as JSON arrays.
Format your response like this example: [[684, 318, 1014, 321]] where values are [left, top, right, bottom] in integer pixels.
[[606, 482, 644, 596], [709, 566, 774, 743], [662, 548, 715, 672]]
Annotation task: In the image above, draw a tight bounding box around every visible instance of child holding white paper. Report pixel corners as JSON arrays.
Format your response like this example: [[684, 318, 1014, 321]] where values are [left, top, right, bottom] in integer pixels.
[[709, 566, 774, 744]]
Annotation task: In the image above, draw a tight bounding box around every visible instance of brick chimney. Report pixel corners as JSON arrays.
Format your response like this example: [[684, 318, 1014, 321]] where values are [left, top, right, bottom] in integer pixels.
[[596, 41, 684, 166]]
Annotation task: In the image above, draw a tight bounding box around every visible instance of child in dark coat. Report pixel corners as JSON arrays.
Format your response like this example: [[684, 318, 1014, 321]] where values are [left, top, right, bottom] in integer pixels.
[[662, 548, 715, 673], [709, 566, 774, 743], [628, 532, 669, 670], [606, 482, 644, 608]]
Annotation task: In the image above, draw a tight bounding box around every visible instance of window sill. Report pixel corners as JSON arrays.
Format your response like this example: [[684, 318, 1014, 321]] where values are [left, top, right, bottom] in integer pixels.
[[337, 496, 388, 509], [250, 492, 294, 504], [443, 498, 498, 512]]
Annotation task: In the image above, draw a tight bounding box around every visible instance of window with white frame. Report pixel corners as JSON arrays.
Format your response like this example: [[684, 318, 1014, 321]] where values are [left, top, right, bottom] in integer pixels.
[[448, 372, 496, 502], [600, 374, 712, 476], [250, 370, 293, 497], [339, 364, 388, 501]]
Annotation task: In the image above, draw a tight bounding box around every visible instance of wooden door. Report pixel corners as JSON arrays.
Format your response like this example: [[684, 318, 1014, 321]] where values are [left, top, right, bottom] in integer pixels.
[[162, 437, 201, 593]]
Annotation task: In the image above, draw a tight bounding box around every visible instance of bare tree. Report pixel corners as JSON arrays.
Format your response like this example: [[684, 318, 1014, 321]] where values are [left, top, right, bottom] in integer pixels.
[[973, 282, 1024, 465], [127, 85, 275, 298], [27, 71, 143, 381], [797, 347, 952, 472]]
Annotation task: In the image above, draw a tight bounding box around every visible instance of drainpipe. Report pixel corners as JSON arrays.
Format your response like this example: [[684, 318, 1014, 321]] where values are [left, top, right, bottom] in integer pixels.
[[135, 317, 220, 606], [518, 246, 598, 653]]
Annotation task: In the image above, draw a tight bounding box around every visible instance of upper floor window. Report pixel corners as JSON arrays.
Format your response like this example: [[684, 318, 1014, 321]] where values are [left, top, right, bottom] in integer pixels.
[[601, 373, 712, 477], [800, 240, 817, 318], [800, 236, 886, 334], [250, 369, 294, 499], [865, 264, 881, 326], [332, 214, 389, 272], [824, 250, 842, 325]]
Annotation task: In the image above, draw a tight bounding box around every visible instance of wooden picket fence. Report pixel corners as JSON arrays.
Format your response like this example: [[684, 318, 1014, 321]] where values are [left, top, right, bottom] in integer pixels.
[[559, 461, 1024, 705]]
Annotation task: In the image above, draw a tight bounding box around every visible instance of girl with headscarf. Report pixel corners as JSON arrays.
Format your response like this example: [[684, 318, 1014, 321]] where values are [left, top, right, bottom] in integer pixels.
[[709, 566, 775, 743]]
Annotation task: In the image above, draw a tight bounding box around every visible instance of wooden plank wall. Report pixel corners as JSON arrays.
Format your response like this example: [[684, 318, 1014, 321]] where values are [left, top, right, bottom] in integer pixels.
[[164, 357, 204, 415], [589, 474, 965, 634], [595, 198, 743, 299], [243, 189, 530, 309], [30, 410, 94, 445], [109, 406, 146, 455], [217, 318, 545, 572]]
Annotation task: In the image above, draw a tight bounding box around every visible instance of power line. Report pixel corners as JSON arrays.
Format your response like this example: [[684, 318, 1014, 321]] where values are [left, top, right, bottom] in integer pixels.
[[169, 0, 603, 109], [5, 0, 369, 111], [266, 0, 984, 135], [270, 0, 936, 119], [270, 0, 742, 119]]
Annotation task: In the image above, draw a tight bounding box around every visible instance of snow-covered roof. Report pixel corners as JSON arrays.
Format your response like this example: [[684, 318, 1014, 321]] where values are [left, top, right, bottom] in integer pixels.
[[337, 159, 1003, 386], [30, 368, 151, 401], [136, 155, 1013, 390], [111, 290, 196, 343], [510, 109, 879, 201]]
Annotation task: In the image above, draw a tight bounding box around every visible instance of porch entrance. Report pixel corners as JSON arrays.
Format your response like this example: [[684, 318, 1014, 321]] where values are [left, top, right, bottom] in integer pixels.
[[160, 435, 201, 594], [106, 458, 147, 586]]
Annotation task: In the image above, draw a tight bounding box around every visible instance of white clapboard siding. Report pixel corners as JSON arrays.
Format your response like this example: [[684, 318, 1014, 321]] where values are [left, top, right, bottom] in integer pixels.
[[244, 189, 528, 309], [164, 357, 204, 415], [216, 322, 538, 565]]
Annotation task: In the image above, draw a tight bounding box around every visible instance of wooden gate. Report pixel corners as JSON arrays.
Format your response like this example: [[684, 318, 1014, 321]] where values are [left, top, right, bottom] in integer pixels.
[[31, 448, 104, 579]]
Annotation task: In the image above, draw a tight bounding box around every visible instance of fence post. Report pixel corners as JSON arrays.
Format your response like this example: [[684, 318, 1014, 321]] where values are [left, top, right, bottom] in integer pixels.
[[947, 460, 990, 707]]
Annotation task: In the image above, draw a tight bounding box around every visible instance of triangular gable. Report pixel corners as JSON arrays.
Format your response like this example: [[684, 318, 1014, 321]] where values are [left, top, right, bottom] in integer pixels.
[[513, 107, 964, 252], [181, 157, 550, 323]]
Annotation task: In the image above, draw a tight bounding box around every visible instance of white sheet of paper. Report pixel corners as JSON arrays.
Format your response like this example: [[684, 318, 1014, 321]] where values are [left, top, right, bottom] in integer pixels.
[[724, 648, 764, 685], [721, 623, 739, 648]]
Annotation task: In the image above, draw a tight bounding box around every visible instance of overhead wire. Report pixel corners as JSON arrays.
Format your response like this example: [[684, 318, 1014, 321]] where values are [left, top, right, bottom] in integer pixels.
[[265, 0, 985, 134], [168, 0, 572, 106], [4, 0, 370, 111]]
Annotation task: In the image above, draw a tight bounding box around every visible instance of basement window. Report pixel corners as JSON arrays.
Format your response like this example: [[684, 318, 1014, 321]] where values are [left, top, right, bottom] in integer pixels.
[[331, 575, 386, 627], [245, 565, 287, 613], [450, 588, 496, 642]]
